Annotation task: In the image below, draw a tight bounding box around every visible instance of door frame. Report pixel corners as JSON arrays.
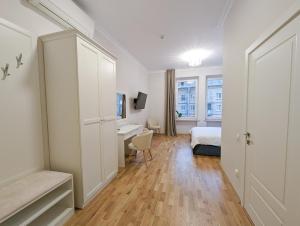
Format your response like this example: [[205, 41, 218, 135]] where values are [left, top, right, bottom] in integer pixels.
[[241, 2, 300, 205]]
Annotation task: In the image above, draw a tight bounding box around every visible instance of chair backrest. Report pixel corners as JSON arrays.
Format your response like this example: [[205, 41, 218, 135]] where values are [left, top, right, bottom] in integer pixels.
[[132, 130, 153, 150], [147, 119, 157, 127]]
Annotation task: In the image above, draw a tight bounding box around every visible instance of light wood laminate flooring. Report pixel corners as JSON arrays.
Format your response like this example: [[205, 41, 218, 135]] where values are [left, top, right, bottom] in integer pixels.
[[66, 135, 253, 226]]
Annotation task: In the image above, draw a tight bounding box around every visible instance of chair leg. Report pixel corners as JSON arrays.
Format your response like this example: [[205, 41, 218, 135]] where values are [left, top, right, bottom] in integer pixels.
[[143, 150, 148, 167], [134, 150, 137, 159], [148, 149, 153, 160]]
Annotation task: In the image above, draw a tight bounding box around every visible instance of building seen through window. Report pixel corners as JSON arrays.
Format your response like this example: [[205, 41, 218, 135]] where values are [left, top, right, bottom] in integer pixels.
[[206, 77, 223, 120], [176, 79, 197, 118]]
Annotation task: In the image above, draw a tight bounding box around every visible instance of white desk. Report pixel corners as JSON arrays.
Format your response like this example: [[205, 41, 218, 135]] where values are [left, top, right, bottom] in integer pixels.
[[117, 124, 144, 167]]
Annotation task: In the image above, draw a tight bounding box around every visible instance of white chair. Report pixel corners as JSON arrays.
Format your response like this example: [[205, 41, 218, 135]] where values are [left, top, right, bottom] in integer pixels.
[[147, 119, 161, 134], [128, 130, 153, 166]]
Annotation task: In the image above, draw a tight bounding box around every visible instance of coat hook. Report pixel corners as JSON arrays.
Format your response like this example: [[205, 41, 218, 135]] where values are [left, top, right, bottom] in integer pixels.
[[1, 64, 10, 80], [16, 53, 23, 68]]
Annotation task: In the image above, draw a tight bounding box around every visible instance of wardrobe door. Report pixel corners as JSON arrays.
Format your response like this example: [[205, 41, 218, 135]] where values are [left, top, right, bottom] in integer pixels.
[[77, 39, 103, 202], [99, 54, 118, 180]]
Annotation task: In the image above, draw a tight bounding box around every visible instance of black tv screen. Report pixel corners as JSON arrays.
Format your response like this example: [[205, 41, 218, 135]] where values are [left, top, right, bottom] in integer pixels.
[[135, 92, 147, 109]]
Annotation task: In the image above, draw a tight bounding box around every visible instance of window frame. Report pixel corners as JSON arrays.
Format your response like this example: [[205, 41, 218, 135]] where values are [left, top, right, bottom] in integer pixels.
[[205, 75, 223, 122], [175, 77, 198, 121]]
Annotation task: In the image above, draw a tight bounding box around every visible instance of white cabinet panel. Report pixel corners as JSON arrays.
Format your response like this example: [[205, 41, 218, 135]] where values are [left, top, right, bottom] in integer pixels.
[[77, 40, 100, 121], [99, 55, 116, 118], [81, 123, 103, 200], [77, 40, 103, 201], [100, 120, 117, 181], [99, 55, 117, 180]]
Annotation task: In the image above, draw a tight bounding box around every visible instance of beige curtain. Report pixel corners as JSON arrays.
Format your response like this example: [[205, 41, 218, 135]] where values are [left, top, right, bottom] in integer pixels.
[[165, 69, 177, 136]]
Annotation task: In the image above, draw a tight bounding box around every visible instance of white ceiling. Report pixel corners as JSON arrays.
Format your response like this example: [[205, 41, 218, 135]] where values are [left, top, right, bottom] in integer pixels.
[[74, 0, 231, 70]]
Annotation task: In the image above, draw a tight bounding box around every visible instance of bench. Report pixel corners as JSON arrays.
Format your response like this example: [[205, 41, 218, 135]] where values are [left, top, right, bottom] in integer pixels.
[[0, 171, 74, 226]]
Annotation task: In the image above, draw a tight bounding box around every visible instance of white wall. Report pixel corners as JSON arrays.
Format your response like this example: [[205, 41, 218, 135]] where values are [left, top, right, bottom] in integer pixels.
[[0, 0, 149, 184], [148, 66, 222, 134], [148, 72, 166, 133], [0, 0, 62, 185], [222, 0, 297, 200], [1, 1, 63, 35]]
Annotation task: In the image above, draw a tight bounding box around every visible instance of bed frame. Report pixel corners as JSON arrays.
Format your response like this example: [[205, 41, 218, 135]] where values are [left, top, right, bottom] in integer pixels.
[[193, 144, 221, 157]]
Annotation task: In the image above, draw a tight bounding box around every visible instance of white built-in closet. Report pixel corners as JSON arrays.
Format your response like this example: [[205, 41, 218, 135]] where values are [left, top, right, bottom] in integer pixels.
[[40, 31, 118, 208]]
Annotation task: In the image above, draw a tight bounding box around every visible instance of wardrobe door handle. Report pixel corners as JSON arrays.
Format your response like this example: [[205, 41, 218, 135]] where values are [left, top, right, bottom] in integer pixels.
[[244, 132, 253, 145]]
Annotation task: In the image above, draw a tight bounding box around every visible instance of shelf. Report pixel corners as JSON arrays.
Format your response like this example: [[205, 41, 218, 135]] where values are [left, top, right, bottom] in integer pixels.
[[0, 171, 72, 222], [29, 206, 73, 226], [2, 187, 72, 226]]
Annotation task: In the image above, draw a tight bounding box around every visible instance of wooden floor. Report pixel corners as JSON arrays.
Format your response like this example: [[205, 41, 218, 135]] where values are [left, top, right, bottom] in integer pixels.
[[66, 135, 253, 226]]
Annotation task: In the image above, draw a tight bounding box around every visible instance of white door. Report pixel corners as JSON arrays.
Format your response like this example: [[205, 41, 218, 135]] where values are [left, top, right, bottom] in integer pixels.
[[77, 39, 103, 201], [245, 15, 300, 225], [98, 54, 118, 180]]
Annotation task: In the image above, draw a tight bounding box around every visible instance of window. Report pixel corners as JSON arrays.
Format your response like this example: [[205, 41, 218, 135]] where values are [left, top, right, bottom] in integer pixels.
[[181, 94, 186, 102], [116, 94, 123, 119], [206, 76, 223, 120], [116, 93, 126, 120], [176, 79, 197, 119]]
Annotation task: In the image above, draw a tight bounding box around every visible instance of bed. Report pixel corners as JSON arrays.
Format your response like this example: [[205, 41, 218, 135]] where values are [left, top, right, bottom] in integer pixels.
[[190, 127, 221, 157]]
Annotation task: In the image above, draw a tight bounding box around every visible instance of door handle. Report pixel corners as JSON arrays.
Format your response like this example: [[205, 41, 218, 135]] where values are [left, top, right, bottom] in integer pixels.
[[244, 132, 250, 137], [244, 132, 253, 145]]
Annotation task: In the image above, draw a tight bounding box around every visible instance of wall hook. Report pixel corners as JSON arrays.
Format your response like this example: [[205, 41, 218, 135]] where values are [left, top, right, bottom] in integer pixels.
[[1, 64, 10, 80], [16, 53, 23, 68]]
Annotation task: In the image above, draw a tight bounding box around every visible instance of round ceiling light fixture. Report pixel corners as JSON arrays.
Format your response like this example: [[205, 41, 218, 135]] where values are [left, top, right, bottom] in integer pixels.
[[180, 49, 212, 67]]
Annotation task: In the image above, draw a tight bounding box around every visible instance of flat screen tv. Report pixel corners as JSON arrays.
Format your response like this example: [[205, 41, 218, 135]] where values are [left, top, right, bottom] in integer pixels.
[[134, 92, 147, 110]]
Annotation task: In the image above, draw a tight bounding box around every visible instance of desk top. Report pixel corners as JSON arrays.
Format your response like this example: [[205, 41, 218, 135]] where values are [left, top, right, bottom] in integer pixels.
[[117, 124, 143, 135]]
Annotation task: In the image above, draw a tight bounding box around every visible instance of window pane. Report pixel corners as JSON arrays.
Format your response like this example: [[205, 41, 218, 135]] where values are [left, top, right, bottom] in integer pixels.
[[116, 94, 123, 119], [176, 79, 197, 118], [206, 77, 223, 120]]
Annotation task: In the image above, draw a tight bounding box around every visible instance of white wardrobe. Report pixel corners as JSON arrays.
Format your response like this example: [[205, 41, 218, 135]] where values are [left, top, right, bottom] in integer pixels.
[[40, 31, 118, 208]]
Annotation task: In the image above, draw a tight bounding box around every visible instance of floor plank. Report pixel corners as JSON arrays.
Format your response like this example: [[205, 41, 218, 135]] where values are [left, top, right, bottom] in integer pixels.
[[65, 135, 253, 226]]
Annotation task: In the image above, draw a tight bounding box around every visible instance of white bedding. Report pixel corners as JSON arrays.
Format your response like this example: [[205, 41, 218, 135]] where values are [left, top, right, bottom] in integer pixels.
[[190, 127, 222, 148]]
